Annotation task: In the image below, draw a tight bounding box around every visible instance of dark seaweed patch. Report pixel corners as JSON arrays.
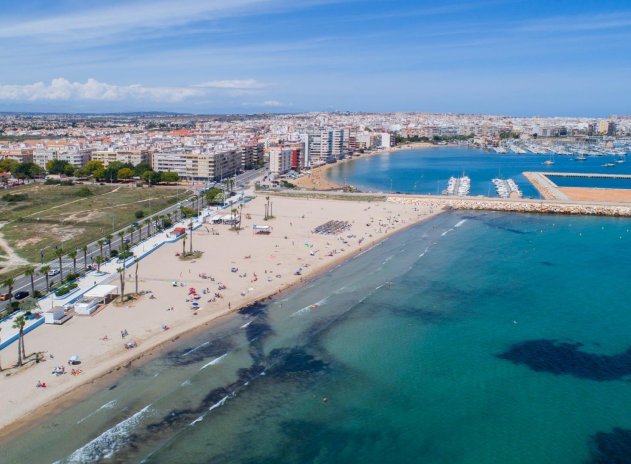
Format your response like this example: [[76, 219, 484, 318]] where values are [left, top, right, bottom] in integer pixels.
[[540, 261, 554, 266], [497, 339, 631, 381], [167, 338, 234, 367], [238, 419, 383, 464], [589, 427, 631, 464], [267, 347, 329, 376], [239, 301, 267, 317]]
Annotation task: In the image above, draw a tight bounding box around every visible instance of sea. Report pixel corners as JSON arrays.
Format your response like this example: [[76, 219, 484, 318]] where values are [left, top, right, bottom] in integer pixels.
[[3, 210, 631, 463], [326, 146, 631, 196]]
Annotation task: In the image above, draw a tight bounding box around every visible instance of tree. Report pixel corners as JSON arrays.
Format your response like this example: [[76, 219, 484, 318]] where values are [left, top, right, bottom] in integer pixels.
[[106, 234, 113, 256], [54, 248, 64, 281], [64, 164, 76, 177], [12, 315, 26, 367], [94, 255, 104, 272], [142, 170, 161, 186], [117, 267, 125, 303], [160, 171, 179, 183], [117, 231, 125, 251], [46, 159, 71, 175], [134, 162, 152, 177], [144, 218, 151, 238], [40, 265, 51, 292], [0, 158, 19, 173], [97, 239, 104, 257], [68, 250, 78, 275], [117, 167, 134, 180], [15, 162, 43, 179], [2, 277, 15, 304], [80, 160, 105, 177], [189, 219, 194, 253], [82, 245, 88, 271], [24, 267, 36, 296]]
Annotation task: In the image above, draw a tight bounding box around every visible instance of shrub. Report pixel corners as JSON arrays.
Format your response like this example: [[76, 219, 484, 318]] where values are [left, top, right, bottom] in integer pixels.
[[118, 250, 134, 260], [55, 282, 78, 296], [75, 186, 93, 197], [134, 210, 145, 219], [2, 193, 29, 202]]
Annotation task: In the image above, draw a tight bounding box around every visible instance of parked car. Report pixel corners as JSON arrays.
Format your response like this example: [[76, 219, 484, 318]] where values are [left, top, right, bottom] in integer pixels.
[[0, 292, 11, 301], [48, 268, 60, 276], [14, 291, 29, 300]]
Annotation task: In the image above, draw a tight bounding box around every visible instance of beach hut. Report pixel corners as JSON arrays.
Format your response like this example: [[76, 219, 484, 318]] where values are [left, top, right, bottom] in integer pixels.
[[84, 285, 118, 305], [44, 307, 66, 324]]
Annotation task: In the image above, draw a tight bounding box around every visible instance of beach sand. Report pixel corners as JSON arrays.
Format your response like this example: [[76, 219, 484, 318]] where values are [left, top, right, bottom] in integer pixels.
[[0, 194, 440, 437]]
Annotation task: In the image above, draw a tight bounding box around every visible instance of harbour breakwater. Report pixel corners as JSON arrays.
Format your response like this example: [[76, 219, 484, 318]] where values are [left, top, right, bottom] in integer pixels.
[[269, 190, 631, 217], [387, 195, 631, 217]]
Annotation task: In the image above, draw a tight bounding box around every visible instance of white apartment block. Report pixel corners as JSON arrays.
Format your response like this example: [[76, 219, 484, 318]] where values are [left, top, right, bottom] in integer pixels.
[[33, 149, 90, 169], [300, 128, 348, 167], [270, 149, 292, 176], [153, 150, 241, 180]]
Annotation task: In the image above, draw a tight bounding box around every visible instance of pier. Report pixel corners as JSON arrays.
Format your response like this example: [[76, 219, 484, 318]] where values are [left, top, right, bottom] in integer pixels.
[[524, 171, 631, 203]]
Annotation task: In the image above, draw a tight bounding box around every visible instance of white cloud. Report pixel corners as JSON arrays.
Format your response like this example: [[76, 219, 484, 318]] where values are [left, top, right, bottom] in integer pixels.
[[261, 100, 285, 107], [0, 78, 204, 102], [195, 79, 269, 89]]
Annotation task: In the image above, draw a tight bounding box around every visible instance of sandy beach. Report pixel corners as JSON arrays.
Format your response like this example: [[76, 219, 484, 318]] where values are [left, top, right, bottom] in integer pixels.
[[293, 142, 435, 190], [0, 194, 440, 437]]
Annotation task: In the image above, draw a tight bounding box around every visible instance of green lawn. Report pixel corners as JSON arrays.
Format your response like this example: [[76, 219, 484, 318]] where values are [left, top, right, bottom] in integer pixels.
[[0, 183, 190, 273]]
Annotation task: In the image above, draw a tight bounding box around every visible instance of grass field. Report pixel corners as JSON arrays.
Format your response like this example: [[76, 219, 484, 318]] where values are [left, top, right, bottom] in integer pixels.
[[0, 183, 190, 277]]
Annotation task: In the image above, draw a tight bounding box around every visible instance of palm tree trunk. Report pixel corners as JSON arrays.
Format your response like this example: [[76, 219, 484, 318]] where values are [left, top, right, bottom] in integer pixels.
[[135, 261, 139, 294], [20, 329, 25, 359], [16, 337, 22, 367], [58, 256, 63, 281], [30, 275, 35, 295], [45, 275, 50, 292]]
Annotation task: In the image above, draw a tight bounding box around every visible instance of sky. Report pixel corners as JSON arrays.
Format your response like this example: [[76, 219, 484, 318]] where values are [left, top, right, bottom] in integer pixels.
[[0, 0, 630, 116]]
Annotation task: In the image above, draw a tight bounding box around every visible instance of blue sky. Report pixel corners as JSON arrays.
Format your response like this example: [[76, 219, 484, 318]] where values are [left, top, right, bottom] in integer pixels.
[[0, 0, 630, 116]]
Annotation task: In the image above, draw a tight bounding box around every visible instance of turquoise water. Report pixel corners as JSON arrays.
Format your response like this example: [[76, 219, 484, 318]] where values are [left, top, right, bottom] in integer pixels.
[[3, 212, 631, 463], [326, 147, 631, 196]]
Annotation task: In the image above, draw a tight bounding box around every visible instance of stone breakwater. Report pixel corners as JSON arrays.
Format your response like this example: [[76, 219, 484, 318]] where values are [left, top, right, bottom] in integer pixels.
[[387, 196, 631, 217]]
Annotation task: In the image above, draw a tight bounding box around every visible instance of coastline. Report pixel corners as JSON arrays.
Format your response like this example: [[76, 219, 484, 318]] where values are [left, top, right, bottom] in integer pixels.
[[293, 142, 436, 190], [0, 194, 444, 440]]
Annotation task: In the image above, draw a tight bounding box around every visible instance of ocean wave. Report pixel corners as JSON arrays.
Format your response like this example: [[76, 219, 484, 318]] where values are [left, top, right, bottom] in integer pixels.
[[200, 353, 228, 370], [454, 219, 468, 228], [182, 341, 210, 357], [76, 400, 118, 425], [66, 404, 152, 463]]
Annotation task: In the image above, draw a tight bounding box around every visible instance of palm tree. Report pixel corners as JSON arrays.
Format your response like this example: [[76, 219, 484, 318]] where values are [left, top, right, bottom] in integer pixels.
[[106, 234, 113, 256], [117, 231, 125, 251], [24, 267, 36, 296], [94, 255, 104, 272], [97, 239, 104, 257], [144, 218, 151, 237], [12, 315, 26, 367], [129, 227, 135, 244], [68, 250, 78, 275], [136, 223, 142, 242], [134, 259, 139, 294], [54, 248, 64, 281], [182, 235, 186, 255], [40, 265, 51, 292], [117, 267, 125, 303], [2, 277, 15, 304], [82, 245, 88, 270]]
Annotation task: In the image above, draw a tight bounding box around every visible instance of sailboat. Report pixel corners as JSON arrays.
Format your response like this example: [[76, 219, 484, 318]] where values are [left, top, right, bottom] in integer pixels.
[[543, 154, 555, 166]]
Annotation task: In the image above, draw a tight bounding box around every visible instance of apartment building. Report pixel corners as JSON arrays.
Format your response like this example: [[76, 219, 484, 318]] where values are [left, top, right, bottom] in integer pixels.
[[300, 128, 348, 167], [0, 149, 34, 164], [152, 150, 241, 180], [270, 149, 292, 176], [33, 149, 90, 169]]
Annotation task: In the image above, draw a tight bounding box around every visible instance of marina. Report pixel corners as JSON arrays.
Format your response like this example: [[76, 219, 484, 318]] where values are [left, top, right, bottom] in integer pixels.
[[442, 175, 470, 196], [492, 178, 522, 198]]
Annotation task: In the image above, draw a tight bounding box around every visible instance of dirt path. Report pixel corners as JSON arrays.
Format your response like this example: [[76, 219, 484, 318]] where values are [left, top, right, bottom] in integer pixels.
[[0, 222, 30, 270]]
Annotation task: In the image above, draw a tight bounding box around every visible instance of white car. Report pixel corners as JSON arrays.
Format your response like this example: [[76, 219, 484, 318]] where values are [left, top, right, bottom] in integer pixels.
[[48, 269, 60, 276]]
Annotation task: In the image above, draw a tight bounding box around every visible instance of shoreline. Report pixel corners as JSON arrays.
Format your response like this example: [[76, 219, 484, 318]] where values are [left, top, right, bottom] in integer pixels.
[[0, 195, 444, 441], [293, 142, 436, 190]]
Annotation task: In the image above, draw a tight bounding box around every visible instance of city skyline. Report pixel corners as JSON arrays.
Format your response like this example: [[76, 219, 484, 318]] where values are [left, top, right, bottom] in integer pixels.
[[1, 0, 630, 116]]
